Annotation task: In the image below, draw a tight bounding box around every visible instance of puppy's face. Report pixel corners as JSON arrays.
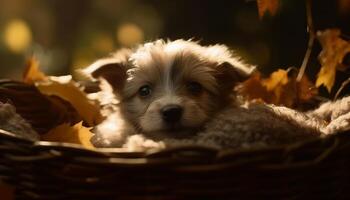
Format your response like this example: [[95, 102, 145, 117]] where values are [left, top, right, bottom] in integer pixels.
[[87, 40, 254, 139], [123, 52, 222, 139]]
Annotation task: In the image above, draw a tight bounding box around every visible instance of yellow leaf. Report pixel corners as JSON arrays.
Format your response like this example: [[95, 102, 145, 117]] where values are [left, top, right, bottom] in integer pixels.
[[263, 69, 291, 106], [41, 122, 94, 149], [263, 69, 288, 91], [35, 75, 103, 126], [257, 0, 280, 19], [316, 64, 337, 92], [316, 29, 350, 92], [23, 57, 48, 84]]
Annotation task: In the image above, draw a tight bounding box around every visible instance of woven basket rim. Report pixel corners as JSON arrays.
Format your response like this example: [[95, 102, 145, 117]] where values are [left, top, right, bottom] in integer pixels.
[[0, 127, 333, 153], [0, 128, 346, 167], [2, 127, 350, 200]]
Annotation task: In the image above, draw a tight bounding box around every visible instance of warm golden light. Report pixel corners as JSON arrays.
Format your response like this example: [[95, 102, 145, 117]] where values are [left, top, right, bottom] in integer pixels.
[[92, 33, 114, 53], [3, 19, 32, 53], [116, 23, 144, 46]]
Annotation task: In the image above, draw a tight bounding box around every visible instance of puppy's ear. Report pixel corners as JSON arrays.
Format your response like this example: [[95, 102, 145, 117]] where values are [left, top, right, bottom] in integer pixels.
[[89, 62, 127, 92], [215, 62, 255, 93], [83, 49, 132, 93]]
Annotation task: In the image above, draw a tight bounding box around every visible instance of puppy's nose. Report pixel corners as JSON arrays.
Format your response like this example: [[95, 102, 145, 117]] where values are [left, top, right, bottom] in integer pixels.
[[161, 105, 183, 123]]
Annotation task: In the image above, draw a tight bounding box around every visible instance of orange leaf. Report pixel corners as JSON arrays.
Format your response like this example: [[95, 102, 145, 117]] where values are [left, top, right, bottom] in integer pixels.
[[35, 76, 103, 126], [41, 122, 94, 149], [316, 29, 350, 92], [238, 69, 317, 108], [262, 69, 288, 91], [257, 0, 280, 19], [22, 60, 103, 126], [237, 72, 271, 102], [23, 57, 48, 84], [297, 75, 318, 102], [262, 69, 294, 107]]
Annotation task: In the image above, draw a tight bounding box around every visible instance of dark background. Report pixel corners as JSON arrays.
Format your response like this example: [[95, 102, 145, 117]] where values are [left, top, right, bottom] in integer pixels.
[[0, 0, 349, 96]]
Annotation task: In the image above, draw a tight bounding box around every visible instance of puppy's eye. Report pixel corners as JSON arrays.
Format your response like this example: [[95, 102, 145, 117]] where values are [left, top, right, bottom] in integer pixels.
[[187, 81, 203, 94], [138, 85, 152, 97]]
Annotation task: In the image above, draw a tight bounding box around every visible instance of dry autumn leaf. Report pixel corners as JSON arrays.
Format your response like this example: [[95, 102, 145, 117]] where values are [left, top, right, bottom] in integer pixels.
[[23, 58, 103, 126], [316, 29, 350, 92], [257, 0, 280, 19], [237, 72, 271, 102], [0, 80, 81, 134], [41, 122, 94, 149], [237, 69, 317, 108], [35, 76, 103, 126], [23, 57, 48, 84], [297, 74, 318, 102], [265, 69, 298, 107]]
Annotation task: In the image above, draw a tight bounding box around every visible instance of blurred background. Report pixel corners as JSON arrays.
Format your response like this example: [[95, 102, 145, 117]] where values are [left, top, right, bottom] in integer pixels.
[[0, 0, 349, 95]]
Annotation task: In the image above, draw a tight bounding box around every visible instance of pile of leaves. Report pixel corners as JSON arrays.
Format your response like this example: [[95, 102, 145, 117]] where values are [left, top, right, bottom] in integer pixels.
[[0, 58, 103, 149], [238, 28, 350, 108], [242, 0, 350, 107]]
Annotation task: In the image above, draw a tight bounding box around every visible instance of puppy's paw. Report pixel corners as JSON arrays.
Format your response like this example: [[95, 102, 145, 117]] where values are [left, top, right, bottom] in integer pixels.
[[91, 112, 136, 148], [123, 134, 166, 152]]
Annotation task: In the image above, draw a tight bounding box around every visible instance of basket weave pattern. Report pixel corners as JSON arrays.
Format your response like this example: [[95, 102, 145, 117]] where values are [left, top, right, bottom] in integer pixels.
[[0, 128, 350, 199]]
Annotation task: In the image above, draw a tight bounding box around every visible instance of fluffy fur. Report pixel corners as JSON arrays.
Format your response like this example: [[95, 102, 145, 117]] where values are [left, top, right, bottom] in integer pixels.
[[0, 102, 39, 141], [85, 40, 350, 151]]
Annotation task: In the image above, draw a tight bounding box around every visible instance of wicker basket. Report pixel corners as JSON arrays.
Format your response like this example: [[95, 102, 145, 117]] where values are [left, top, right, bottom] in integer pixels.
[[1, 128, 350, 199], [1, 80, 350, 199]]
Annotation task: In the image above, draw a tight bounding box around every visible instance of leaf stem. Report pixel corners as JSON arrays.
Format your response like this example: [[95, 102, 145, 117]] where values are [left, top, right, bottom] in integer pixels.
[[297, 0, 315, 82], [334, 77, 350, 100]]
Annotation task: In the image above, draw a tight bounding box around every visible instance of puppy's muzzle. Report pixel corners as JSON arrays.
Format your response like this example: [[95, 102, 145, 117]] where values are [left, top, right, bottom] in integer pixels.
[[161, 104, 183, 123]]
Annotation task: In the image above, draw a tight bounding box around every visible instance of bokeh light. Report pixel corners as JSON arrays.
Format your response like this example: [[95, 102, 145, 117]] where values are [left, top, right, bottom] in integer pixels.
[[3, 19, 32, 53], [116, 23, 144, 46], [0, 0, 348, 86]]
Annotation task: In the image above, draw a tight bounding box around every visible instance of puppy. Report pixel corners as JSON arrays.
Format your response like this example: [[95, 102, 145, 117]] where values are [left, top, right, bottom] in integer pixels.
[[85, 40, 254, 146], [84, 40, 350, 151]]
